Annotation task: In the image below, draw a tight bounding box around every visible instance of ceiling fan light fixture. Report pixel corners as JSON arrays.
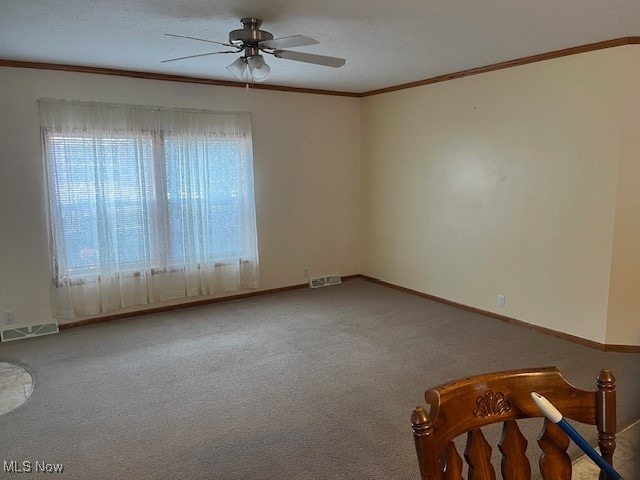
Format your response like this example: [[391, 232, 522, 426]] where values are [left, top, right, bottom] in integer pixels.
[[226, 56, 248, 80], [247, 55, 271, 82]]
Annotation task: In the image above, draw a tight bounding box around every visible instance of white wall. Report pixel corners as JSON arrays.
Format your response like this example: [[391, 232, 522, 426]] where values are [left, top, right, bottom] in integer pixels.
[[0, 67, 361, 326], [361, 46, 638, 345]]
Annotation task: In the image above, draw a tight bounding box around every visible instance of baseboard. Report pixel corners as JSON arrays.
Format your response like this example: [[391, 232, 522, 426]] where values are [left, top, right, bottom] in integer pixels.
[[358, 275, 640, 353], [53, 274, 640, 352], [59, 274, 361, 331]]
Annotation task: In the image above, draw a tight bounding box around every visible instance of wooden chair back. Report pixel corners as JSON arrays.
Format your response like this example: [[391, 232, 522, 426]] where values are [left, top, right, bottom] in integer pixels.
[[411, 366, 616, 480]]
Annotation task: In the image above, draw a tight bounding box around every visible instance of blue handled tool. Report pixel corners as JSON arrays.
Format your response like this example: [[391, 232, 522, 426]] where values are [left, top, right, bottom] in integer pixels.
[[531, 392, 622, 480]]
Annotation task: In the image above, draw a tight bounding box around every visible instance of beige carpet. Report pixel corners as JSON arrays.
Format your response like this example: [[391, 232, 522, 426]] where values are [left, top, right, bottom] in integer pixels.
[[1, 278, 638, 479]]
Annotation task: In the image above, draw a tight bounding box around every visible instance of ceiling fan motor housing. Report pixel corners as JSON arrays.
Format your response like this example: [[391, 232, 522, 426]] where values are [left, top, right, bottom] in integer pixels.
[[229, 18, 274, 49]]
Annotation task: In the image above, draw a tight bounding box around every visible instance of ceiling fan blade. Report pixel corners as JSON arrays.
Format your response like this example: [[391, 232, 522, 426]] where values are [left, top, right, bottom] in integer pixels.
[[165, 33, 234, 48], [259, 35, 319, 49], [161, 51, 238, 63], [273, 50, 346, 68]]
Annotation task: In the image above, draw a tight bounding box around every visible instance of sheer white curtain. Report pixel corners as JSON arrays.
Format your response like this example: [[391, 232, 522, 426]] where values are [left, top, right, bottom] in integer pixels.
[[39, 99, 259, 318]]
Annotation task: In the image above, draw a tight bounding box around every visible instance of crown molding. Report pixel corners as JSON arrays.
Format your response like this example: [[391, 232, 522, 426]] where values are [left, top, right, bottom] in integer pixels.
[[1, 37, 639, 98], [0, 59, 360, 98], [361, 37, 640, 97]]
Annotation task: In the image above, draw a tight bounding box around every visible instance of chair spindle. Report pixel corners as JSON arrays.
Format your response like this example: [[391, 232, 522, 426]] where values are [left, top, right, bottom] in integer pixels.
[[499, 420, 531, 480], [465, 427, 497, 480], [537, 419, 571, 480]]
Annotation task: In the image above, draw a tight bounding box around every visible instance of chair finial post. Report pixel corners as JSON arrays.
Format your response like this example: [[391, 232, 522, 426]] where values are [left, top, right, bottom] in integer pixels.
[[412, 405, 432, 436], [412, 406, 441, 479], [596, 370, 616, 479]]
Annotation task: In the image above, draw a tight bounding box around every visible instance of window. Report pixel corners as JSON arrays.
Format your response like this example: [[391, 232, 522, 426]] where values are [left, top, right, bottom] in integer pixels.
[[48, 134, 155, 277], [40, 100, 259, 318]]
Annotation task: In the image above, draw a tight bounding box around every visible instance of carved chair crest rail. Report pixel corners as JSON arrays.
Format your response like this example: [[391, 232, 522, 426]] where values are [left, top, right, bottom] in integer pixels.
[[411, 366, 616, 480]]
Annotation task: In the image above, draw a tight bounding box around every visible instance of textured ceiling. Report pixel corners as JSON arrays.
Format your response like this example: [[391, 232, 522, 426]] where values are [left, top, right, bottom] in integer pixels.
[[1, 0, 639, 93]]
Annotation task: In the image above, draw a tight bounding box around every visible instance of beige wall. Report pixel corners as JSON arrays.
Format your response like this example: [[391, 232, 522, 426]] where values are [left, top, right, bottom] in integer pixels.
[[2, 46, 638, 345], [361, 47, 638, 345], [0, 67, 361, 326], [606, 51, 640, 346]]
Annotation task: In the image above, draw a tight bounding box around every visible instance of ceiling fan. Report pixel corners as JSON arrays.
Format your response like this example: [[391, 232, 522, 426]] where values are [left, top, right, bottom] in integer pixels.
[[163, 18, 346, 83]]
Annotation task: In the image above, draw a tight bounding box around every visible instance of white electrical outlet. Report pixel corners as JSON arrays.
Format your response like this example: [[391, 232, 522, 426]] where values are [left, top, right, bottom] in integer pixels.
[[303, 267, 309, 278], [497, 295, 506, 308], [5, 311, 16, 325]]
